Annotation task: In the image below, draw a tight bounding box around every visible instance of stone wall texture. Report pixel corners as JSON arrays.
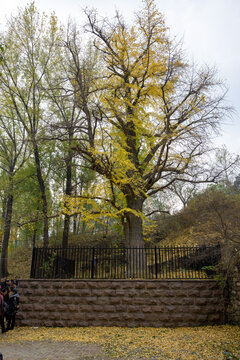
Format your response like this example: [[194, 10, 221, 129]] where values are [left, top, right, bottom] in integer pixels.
[[227, 263, 240, 325], [17, 279, 225, 327]]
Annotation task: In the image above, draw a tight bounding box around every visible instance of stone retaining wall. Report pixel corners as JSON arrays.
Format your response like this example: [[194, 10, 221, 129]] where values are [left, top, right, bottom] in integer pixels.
[[17, 279, 225, 327], [227, 262, 240, 325]]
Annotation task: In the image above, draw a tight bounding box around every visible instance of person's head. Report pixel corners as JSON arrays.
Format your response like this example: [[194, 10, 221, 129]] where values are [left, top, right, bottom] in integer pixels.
[[1, 287, 7, 296]]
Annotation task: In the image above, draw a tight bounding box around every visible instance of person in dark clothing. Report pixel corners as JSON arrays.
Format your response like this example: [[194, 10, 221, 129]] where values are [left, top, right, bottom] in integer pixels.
[[0, 289, 6, 333], [6, 288, 19, 331]]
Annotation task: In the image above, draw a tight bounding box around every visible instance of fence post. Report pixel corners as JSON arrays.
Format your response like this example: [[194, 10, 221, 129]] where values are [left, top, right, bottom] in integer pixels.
[[30, 247, 36, 278], [155, 246, 158, 279], [91, 247, 95, 279]]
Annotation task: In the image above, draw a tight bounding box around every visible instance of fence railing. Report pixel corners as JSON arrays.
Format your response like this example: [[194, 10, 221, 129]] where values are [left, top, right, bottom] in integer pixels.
[[30, 244, 221, 279]]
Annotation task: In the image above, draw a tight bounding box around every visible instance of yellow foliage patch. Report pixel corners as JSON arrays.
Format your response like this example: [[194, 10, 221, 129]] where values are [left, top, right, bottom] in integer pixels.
[[0, 325, 239, 359]]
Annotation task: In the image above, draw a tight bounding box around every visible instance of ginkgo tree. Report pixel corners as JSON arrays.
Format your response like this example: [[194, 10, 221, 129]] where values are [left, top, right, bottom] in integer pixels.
[[63, 0, 233, 248]]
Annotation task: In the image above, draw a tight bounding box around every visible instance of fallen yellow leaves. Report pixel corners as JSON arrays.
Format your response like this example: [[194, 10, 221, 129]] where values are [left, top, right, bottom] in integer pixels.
[[0, 325, 239, 359]]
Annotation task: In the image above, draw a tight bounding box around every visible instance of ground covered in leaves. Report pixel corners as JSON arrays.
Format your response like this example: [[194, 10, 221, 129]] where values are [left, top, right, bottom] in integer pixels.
[[0, 325, 240, 359]]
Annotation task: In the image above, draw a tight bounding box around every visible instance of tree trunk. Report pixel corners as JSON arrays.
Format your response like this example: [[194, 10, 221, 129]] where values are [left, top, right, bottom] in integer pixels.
[[33, 141, 49, 247], [125, 196, 145, 247], [124, 196, 146, 277], [0, 180, 14, 278], [62, 144, 73, 248]]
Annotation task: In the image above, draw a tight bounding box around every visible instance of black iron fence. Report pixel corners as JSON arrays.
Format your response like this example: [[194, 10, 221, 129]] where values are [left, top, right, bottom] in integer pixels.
[[30, 244, 221, 279]]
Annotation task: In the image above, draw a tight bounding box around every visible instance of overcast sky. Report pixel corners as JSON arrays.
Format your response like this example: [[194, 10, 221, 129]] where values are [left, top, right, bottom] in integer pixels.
[[1, 0, 240, 154]]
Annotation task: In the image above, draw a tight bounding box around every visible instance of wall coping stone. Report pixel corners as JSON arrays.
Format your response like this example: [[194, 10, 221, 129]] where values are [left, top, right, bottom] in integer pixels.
[[19, 279, 219, 283]]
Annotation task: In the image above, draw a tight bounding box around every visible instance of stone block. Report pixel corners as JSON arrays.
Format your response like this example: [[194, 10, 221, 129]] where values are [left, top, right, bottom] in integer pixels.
[[188, 289, 200, 297], [146, 282, 158, 289], [56, 304, 69, 312], [60, 312, 72, 321], [115, 289, 125, 296], [200, 290, 212, 297], [182, 282, 195, 289], [17, 312, 27, 320], [57, 289, 67, 296], [87, 281, 106, 289], [59, 296, 72, 305], [182, 297, 194, 306], [195, 297, 208, 306], [20, 303, 33, 312], [156, 281, 171, 289], [122, 313, 132, 320], [137, 290, 151, 297], [169, 282, 183, 289], [115, 305, 126, 312], [164, 290, 175, 297], [39, 282, 52, 288], [74, 282, 88, 289], [152, 289, 166, 297], [84, 296, 97, 305], [29, 281, 39, 289], [159, 297, 171, 305], [109, 297, 120, 305], [50, 296, 62, 304], [85, 312, 100, 321], [170, 297, 185, 305], [152, 305, 164, 313], [103, 305, 116, 312], [145, 298, 158, 305], [45, 304, 57, 312], [134, 282, 146, 289], [94, 297, 111, 305], [33, 303, 45, 312], [45, 289, 57, 297], [174, 290, 188, 297], [78, 304, 92, 312], [121, 297, 133, 305], [156, 313, 170, 322], [92, 305, 103, 312], [108, 313, 122, 321], [18, 281, 31, 288], [92, 289, 105, 297], [103, 289, 116, 297], [134, 298, 146, 305], [208, 313, 222, 323], [128, 305, 139, 312], [119, 282, 133, 289], [72, 312, 85, 321], [166, 305, 177, 313], [23, 288, 34, 296], [196, 314, 208, 323], [134, 313, 145, 321], [68, 289, 81, 297], [61, 282, 75, 289], [142, 306, 152, 313], [51, 282, 62, 288]]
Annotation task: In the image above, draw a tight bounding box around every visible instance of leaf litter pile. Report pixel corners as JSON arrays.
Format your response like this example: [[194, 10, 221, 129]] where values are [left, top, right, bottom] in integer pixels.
[[0, 325, 239, 359]]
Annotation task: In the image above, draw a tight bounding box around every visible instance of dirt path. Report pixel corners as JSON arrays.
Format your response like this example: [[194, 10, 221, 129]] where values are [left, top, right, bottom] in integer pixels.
[[0, 340, 104, 360]]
